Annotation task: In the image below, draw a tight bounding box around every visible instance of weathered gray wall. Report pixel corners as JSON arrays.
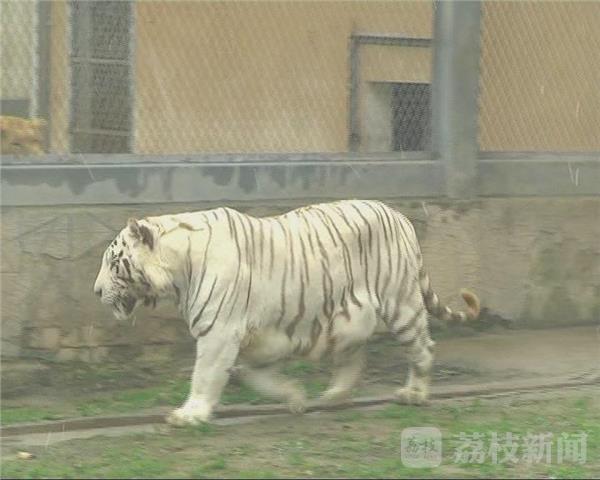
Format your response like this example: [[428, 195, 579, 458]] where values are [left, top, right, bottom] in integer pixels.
[[1, 197, 599, 362]]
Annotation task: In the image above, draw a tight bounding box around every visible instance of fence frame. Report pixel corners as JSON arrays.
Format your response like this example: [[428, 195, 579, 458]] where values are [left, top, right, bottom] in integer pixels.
[[347, 32, 432, 153], [37, 0, 52, 151], [1, 0, 599, 207]]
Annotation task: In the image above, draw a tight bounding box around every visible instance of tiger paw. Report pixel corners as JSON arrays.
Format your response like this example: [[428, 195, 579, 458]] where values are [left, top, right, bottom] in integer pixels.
[[165, 402, 212, 427], [394, 387, 430, 406], [318, 388, 352, 407], [287, 393, 307, 415]]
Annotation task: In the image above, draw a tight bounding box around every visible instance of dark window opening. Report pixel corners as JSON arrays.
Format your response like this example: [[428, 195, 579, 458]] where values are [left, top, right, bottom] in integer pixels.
[[391, 82, 431, 151]]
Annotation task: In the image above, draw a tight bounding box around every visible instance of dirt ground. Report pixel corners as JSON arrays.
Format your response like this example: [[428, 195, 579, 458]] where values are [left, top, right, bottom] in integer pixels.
[[2, 324, 598, 413]]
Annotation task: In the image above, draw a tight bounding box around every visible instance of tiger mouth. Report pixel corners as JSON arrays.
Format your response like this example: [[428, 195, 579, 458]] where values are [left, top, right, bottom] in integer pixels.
[[112, 295, 138, 320]]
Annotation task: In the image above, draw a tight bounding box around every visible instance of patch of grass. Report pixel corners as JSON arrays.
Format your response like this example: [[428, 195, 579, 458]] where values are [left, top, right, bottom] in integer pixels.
[[305, 379, 326, 397], [100, 454, 170, 478], [547, 464, 591, 479], [221, 383, 266, 405], [287, 450, 307, 466], [191, 455, 228, 477], [353, 458, 436, 478], [1, 443, 173, 479], [0, 374, 306, 426], [2, 394, 598, 479], [74, 385, 172, 417], [117, 387, 166, 406], [282, 359, 318, 376], [180, 422, 215, 435], [0, 407, 66, 425], [2, 358, 333, 426], [573, 395, 591, 411], [1, 378, 192, 425], [375, 403, 432, 425], [236, 470, 278, 479]]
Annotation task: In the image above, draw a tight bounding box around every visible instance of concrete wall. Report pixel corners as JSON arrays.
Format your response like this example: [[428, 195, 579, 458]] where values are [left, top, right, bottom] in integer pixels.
[[2, 197, 598, 362]]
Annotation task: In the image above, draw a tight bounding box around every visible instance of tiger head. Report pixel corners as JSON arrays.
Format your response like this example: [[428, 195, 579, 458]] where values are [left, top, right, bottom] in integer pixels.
[[94, 218, 170, 321]]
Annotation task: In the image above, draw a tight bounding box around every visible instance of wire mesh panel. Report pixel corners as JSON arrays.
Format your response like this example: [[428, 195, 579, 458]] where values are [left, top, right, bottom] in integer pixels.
[[1, 1, 434, 155], [3, 1, 597, 156], [69, 0, 133, 153], [478, 1, 600, 152], [0, 0, 37, 118], [71, 62, 132, 131], [391, 82, 431, 152], [133, 1, 433, 154]]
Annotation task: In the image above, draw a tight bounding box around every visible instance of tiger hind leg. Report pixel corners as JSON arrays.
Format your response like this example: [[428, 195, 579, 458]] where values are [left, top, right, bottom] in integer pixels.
[[319, 344, 365, 406], [319, 304, 376, 406], [388, 307, 434, 405], [238, 365, 307, 414]]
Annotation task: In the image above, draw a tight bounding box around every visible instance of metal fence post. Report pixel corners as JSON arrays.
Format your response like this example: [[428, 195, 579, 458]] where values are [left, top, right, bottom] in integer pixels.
[[37, 0, 52, 151], [431, 0, 482, 199]]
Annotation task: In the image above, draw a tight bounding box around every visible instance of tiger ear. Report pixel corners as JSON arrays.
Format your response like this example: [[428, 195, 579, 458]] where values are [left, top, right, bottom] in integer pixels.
[[127, 218, 154, 249]]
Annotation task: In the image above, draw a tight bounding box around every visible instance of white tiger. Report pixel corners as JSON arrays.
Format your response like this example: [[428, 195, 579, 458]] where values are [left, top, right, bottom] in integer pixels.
[[93, 199, 480, 426]]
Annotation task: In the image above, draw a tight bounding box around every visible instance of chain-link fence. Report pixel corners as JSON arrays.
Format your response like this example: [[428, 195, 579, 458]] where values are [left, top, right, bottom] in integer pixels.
[[1, 0, 598, 155], [479, 1, 600, 152], [0, 0, 37, 119], [2, 1, 432, 154]]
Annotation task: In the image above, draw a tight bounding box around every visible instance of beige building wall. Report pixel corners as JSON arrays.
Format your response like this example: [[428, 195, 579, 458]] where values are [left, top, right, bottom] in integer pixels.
[[38, 1, 600, 154], [48, 1, 70, 153], [134, 1, 433, 154], [479, 1, 600, 151]]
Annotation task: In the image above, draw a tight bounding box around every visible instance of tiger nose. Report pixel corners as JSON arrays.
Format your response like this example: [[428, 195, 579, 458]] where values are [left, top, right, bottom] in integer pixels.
[[93, 278, 103, 297]]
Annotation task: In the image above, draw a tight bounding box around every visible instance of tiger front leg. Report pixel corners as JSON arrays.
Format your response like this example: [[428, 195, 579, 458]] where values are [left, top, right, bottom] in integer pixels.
[[166, 328, 240, 427]]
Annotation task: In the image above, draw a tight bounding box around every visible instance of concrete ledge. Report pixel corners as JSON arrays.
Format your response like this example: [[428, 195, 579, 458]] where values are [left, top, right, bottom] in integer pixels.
[[2, 153, 598, 206], [1, 158, 445, 206], [479, 153, 600, 196]]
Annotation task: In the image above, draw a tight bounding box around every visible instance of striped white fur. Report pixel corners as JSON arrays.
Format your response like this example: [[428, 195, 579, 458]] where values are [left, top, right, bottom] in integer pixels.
[[94, 199, 480, 426]]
